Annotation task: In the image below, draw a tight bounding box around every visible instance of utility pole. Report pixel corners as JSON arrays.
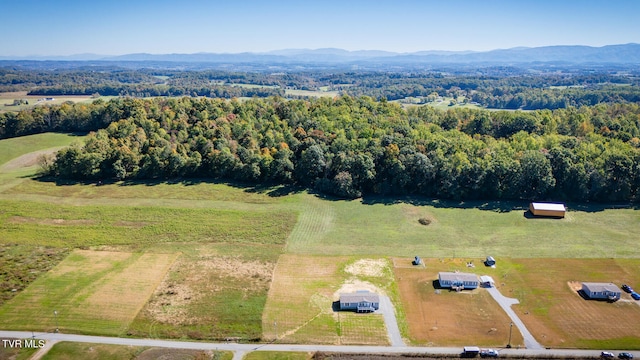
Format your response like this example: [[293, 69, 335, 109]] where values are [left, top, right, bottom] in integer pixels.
[[54, 310, 59, 333], [274, 321, 277, 341], [507, 322, 513, 348]]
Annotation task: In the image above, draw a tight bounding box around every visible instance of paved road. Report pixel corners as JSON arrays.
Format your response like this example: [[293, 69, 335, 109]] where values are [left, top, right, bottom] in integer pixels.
[[485, 286, 544, 349], [0, 330, 625, 358], [377, 295, 405, 346]]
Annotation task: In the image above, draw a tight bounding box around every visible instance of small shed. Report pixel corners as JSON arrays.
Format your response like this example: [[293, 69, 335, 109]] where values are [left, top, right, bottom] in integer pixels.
[[339, 291, 380, 312], [438, 272, 479, 290], [529, 202, 566, 218], [485, 256, 496, 266], [581, 282, 621, 301]]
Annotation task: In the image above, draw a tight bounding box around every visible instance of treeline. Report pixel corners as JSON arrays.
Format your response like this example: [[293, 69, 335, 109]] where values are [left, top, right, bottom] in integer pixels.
[[27, 84, 284, 98], [18, 96, 638, 203], [4, 66, 640, 110]]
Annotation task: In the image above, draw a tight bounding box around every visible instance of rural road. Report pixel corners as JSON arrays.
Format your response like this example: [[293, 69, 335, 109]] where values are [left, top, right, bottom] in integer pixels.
[[485, 286, 544, 349], [378, 295, 405, 346], [0, 330, 625, 359]]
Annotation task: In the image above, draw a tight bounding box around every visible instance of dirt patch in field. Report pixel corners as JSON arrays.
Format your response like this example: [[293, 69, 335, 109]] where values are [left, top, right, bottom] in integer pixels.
[[8, 216, 97, 226], [113, 221, 150, 228], [344, 259, 388, 278], [333, 279, 383, 301], [143, 255, 274, 325]]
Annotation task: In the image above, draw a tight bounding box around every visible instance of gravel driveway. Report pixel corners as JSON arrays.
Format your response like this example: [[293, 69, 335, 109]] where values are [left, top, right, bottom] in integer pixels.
[[377, 295, 405, 347], [485, 286, 544, 349]]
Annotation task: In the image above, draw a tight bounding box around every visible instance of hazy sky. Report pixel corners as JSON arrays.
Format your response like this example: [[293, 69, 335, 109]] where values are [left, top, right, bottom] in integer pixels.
[[2, 0, 639, 56]]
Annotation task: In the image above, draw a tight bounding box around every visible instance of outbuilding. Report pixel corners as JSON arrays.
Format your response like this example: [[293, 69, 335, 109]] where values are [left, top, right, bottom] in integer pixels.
[[438, 272, 479, 290], [529, 202, 566, 218], [339, 291, 380, 312], [581, 282, 621, 301]]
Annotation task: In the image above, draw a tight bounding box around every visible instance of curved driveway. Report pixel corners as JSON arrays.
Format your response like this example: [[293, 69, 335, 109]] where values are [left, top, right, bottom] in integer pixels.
[[485, 286, 544, 349]]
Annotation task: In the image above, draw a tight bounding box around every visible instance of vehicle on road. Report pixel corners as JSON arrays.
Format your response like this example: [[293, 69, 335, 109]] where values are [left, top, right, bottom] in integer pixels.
[[602, 352, 615, 358], [618, 353, 633, 359], [480, 349, 499, 358], [631, 292, 640, 300], [622, 284, 633, 293]]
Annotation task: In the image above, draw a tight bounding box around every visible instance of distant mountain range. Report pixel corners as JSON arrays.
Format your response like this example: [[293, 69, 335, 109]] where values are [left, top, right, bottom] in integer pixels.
[[2, 44, 640, 64]]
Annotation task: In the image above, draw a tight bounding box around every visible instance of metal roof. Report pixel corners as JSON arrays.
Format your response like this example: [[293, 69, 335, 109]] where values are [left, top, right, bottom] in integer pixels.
[[582, 282, 621, 293], [439, 272, 478, 282], [339, 291, 380, 303], [530, 202, 566, 211]]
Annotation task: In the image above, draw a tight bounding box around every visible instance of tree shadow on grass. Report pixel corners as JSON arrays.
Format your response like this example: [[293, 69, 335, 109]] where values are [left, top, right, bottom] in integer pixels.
[[31, 175, 639, 211]]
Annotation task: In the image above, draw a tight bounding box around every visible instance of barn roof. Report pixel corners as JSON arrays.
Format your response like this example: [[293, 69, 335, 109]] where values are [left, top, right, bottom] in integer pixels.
[[438, 272, 478, 282], [530, 202, 566, 212], [582, 282, 621, 293], [339, 291, 380, 303]]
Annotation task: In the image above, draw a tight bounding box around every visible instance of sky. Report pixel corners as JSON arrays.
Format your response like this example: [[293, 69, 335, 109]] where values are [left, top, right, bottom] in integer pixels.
[[2, 0, 640, 57]]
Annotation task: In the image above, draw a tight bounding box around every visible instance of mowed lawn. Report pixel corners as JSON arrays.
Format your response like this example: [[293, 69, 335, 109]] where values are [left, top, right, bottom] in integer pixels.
[[263, 255, 396, 345], [285, 196, 640, 258], [393, 258, 523, 347], [497, 258, 640, 349], [0, 199, 296, 247], [0, 133, 83, 167], [0, 250, 178, 335]]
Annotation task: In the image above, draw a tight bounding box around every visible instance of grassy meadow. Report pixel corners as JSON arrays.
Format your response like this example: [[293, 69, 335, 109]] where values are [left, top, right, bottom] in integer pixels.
[[0, 250, 178, 335], [1, 133, 640, 348], [41, 342, 233, 360]]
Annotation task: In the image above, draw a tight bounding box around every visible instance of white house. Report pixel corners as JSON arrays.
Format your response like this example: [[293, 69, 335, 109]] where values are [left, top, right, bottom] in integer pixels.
[[581, 282, 621, 301], [438, 272, 479, 290]]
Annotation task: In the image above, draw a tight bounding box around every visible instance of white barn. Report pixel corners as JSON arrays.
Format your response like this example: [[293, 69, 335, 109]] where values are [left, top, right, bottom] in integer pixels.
[[529, 202, 566, 218]]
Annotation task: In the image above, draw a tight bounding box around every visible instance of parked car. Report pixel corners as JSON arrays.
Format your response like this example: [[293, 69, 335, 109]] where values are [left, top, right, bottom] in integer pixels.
[[631, 292, 640, 300], [480, 349, 499, 358], [618, 352, 633, 359], [622, 284, 633, 293], [602, 352, 615, 358]]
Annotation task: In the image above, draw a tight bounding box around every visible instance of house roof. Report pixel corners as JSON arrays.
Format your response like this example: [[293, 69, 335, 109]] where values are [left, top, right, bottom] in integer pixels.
[[582, 282, 621, 293], [339, 291, 380, 303], [439, 272, 478, 283], [480, 275, 495, 283], [530, 202, 566, 212]]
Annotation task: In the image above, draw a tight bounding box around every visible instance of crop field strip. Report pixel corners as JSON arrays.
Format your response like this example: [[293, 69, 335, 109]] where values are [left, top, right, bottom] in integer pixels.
[[0, 250, 179, 335]]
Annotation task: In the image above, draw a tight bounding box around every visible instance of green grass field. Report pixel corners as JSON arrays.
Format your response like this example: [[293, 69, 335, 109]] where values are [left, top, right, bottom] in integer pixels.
[[1, 133, 640, 349], [0, 92, 103, 113], [0, 132, 82, 167], [41, 342, 233, 360], [0, 250, 178, 335]]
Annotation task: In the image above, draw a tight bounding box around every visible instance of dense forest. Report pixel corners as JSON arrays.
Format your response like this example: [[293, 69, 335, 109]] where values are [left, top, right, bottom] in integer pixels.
[[3, 95, 638, 203], [2, 65, 640, 110]]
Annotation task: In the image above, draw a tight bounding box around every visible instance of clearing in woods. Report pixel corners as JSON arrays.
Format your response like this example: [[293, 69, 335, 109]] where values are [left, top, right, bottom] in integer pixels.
[[0, 250, 178, 336]]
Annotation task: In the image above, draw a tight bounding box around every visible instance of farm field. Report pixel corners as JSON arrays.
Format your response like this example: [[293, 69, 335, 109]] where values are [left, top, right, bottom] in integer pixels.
[[41, 342, 233, 360], [394, 257, 640, 349], [262, 255, 403, 345], [496, 258, 640, 349], [285, 89, 339, 97], [0, 250, 178, 335], [0, 91, 104, 113], [127, 242, 282, 341], [0, 133, 639, 349]]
